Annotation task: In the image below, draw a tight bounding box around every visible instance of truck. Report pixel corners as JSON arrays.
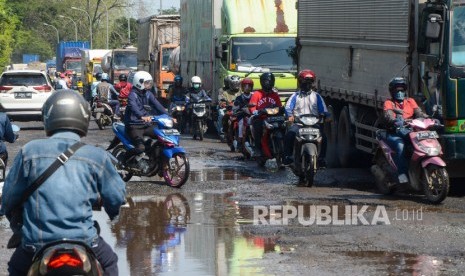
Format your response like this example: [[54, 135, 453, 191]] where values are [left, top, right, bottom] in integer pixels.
[[80, 49, 112, 100], [56, 41, 90, 76], [22, 54, 40, 64], [296, 0, 465, 177], [137, 14, 181, 97], [101, 46, 138, 84], [179, 0, 298, 103]]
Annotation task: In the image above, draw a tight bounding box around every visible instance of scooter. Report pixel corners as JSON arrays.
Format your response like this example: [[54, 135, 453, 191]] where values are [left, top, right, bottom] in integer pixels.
[[191, 98, 211, 141], [288, 114, 323, 187], [91, 96, 113, 130], [170, 96, 188, 134], [107, 114, 190, 188], [371, 118, 449, 204]]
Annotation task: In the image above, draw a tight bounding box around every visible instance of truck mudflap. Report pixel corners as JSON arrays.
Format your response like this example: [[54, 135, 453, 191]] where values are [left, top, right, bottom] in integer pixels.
[[438, 133, 465, 178]]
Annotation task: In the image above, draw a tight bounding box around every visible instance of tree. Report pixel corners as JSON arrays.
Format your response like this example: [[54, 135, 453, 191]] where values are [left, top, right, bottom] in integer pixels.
[[158, 7, 180, 15], [0, 0, 19, 71]]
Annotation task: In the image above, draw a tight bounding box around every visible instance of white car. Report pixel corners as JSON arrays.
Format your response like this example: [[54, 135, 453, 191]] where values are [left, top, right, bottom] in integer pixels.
[[0, 70, 55, 121]]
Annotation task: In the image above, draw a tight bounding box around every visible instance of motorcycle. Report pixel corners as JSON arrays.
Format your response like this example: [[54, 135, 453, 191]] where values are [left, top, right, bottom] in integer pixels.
[[27, 240, 103, 276], [91, 96, 114, 130], [288, 115, 323, 187], [226, 106, 249, 154], [107, 114, 190, 188], [118, 97, 128, 119], [191, 98, 211, 141], [170, 97, 188, 133], [371, 118, 449, 204], [252, 106, 286, 167]]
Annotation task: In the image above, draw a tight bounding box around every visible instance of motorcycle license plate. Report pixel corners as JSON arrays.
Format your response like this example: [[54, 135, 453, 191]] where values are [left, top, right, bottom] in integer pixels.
[[416, 131, 438, 140], [193, 103, 206, 108], [93, 107, 105, 113], [299, 128, 319, 135], [267, 116, 284, 123], [163, 129, 180, 135]]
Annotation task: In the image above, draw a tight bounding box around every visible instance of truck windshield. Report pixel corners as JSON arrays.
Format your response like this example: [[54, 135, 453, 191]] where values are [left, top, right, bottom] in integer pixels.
[[162, 48, 173, 71], [114, 52, 137, 70], [451, 6, 465, 65], [66, 61, 81, 73], [231, 37, 296, 72]]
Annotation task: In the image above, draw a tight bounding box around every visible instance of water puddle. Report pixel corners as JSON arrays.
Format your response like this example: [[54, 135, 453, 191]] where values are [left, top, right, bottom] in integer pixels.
[[343, 251, 447, 275], [95, 192, 278, 275], [189, 168, 254, 181]]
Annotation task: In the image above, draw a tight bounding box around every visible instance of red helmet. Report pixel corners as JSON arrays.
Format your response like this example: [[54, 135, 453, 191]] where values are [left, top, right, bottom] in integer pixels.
[[241, 77, 254, 90], [298, 69, 316, 84]]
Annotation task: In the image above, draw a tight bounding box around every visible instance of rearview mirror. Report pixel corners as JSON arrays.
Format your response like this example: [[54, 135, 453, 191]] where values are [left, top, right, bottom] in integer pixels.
[[426, 14, 442, 39]]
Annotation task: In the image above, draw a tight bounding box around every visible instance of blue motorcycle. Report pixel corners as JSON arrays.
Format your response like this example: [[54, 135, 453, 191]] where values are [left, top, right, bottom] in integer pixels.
[[107, 114, 190, 188]]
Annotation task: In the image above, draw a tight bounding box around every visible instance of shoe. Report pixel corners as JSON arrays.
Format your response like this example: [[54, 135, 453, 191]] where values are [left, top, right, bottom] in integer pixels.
[[283, 156, 293, 166], [398, 173, 408, 184]]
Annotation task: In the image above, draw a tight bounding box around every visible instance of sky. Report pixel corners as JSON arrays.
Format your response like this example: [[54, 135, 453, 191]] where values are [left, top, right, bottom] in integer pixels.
[[132, 0, 180, 19]]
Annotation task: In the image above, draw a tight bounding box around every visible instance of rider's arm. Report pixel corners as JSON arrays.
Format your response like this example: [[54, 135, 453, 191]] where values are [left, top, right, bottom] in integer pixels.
[[148, 93, 168, 115], [98, 151, 126, 220], [285, 92, 297, 117], [383, 100, 398, 127], [2, 114, 15, 143], [409, 99, 427, 118], [109, 84, 119, 97], [315, 93, 330, 118], [0, 151, 26, 218]]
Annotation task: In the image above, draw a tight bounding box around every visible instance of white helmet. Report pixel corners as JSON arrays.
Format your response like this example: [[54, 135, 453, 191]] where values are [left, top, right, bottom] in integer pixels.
[[101, 73, 109, 82], [132, 71, 153, 90], [191, 76, 202, 88]]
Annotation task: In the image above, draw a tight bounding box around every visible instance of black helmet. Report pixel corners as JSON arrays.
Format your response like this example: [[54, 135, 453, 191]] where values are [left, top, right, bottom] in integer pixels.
[[388, 77, 407, 102], [42, 89, 91, 137], [174, 75, 183, 86], [119, 74, 128, 82], [95, 72, 102, 81], [260, 72, 275, 92]]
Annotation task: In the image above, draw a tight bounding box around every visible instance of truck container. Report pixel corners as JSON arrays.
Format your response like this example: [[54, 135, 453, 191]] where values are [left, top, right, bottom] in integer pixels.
[[22, 54, 40, 64], [297, 0, 465, 177], [102, 46, 138, 84], [180, 0, 298, 103], [137, 14, 180, 97], [56, 41, 90, 75]]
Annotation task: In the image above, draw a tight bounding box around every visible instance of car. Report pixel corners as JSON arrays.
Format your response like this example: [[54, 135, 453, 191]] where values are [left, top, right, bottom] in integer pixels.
[[0, 70, 55, 121]]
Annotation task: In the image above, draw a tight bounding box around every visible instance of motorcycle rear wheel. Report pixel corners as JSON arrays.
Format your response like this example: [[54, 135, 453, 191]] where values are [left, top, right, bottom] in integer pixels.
[[162, 153, 190, 188], [112, 145, 133, 182], [96, 116, 104, 130], [422, 164, 449, 204]]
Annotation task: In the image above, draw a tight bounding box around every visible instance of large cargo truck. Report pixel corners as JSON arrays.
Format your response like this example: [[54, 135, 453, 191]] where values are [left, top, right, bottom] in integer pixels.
[[297, 0, 465, 177], [56, 41, 90, 76], [180, 0, 298, 103], [137, 14, 180, 97], [101, 46, 138, 84], [80, 49, 112, 100], [22, 54, 40, 64]]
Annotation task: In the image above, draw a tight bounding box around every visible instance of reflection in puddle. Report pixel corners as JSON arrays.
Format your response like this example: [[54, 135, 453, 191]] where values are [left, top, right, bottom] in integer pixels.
[[97, 192, 277, 275], [189, 168, 254, 181], [344, 251, 445, 275]]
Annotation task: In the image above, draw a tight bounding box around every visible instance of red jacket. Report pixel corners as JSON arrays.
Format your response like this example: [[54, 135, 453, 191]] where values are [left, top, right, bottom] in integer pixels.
[[114, 81, 132, 98], [248, 90, 282, 113]]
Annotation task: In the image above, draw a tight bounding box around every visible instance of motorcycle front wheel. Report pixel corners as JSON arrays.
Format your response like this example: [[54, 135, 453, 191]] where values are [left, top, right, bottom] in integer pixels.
[[422, 164, 449, 204], [95, 114, 104, 130], [112, 145, 133, 182], [162, 153, 190, 188], [198, 121, 204, 141], [301, 153, 316, 187]]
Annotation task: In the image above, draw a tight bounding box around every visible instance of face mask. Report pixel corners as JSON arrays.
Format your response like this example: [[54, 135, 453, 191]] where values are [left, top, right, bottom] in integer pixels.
[[394, 90, 405, 102], [193, 83, 201, 89], [300, 83, 312, 92]]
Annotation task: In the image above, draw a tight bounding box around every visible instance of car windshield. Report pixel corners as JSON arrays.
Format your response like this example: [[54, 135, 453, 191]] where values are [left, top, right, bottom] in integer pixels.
[[231, 37, 297, 72], [114, 52, 137, 70], [451, 6, 465, 65], [162, 48, 173, 71], [0, 74, 47, 86]]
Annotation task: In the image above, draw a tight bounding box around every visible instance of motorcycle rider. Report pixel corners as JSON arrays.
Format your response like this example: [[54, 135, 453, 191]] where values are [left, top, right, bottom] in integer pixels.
[[95, 73, 121, 119], [248, 72, 282, 157], [123, 71, 172, 163], [232, 77, 254, 151], [218, 75, 241, 139], [0, 112, 16, 166], [187, 76, 211, 138], [114, 73, 132, 99], [56, 73, 69, 89], [383, 77, 428, 184], [283, 69, 329, 167], [1, 90, 126, 275], [167, 75, 189, 133]]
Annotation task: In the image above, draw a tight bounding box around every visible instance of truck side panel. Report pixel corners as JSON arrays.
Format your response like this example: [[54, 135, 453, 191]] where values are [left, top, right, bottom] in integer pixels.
[[298, 0, 411, 102]]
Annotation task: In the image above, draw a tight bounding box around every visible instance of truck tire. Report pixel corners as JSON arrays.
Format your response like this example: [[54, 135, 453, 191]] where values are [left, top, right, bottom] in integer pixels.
[[337, 106, 356, 167], [323, 105, 339, 167]]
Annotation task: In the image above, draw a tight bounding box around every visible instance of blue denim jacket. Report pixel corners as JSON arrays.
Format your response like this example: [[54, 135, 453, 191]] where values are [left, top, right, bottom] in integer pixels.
[[0, 112, 15, 155], [0, 131, 126, 251]]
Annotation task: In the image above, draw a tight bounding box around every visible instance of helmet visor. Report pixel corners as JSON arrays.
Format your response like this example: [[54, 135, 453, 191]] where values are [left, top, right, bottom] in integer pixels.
[[143, 80, 154, 90]]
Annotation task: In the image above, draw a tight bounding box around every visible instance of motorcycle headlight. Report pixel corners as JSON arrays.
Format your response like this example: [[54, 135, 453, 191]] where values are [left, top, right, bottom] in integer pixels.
[[265, 107, 280, 115], [159, 118, 174, 128], [300, 116, 319, 126], [418, 144, 440, 156]]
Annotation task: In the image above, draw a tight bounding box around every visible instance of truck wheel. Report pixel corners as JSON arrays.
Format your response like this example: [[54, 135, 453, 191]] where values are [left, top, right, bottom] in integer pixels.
[[337, 106, 355, 167], [324, 105, 339, 167]]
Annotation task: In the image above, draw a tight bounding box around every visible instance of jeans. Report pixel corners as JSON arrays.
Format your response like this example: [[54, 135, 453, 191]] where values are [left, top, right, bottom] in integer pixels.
[[109, 99, 121, 116], [385, 133, 408, 175], [283, 124, 327, 160], [125, 124, 157, 158], [8, 236, 118, 276], [217, 107, 226, 135]]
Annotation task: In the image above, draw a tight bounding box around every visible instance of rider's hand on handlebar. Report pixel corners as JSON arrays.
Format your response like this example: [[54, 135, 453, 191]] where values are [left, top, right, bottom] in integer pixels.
[[172, 118, 178, 124], [142, 116, 152, 123], [288, 115, 295, 123]]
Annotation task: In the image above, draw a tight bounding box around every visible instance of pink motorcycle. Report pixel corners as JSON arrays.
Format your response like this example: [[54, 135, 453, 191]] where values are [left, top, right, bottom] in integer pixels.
[[371, 118, 449, 204]]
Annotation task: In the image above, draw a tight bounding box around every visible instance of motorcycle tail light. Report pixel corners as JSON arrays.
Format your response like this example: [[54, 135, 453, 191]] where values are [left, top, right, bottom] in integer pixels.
[[48, 253, 83, 269]]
